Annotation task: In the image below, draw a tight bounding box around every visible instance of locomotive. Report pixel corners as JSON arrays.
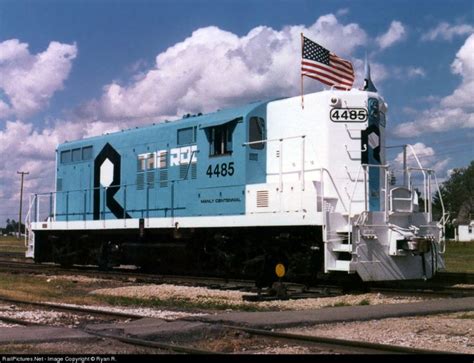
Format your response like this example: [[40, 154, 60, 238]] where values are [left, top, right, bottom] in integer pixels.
[[25, 71, 447, 285]]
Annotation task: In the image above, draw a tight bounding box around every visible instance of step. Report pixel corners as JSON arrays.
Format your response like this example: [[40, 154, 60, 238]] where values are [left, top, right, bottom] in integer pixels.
[[327, 260, 351, 272], [332, 244, 353, 253]]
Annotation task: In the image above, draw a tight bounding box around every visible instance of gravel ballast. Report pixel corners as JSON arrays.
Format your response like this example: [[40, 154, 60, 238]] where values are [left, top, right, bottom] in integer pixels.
[[90, 283, 429, 310]]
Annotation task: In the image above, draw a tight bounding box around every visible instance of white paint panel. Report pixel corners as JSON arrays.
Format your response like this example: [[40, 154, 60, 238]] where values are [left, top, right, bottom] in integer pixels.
[[99, 159, 114, 187], [32, 211, 324, 232]]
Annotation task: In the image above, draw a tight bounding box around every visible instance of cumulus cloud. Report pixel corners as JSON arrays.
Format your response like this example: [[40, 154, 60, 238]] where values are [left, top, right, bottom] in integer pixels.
[[421, 21, 474, 41], [376, 21, 406, 50], [83, 15, 368, 122], [0, 118, 123, 222], [394, 34, 474, 137], [0, 39, 77, 119], [393, 142, 451, 178], [442, 34, 474, 110]]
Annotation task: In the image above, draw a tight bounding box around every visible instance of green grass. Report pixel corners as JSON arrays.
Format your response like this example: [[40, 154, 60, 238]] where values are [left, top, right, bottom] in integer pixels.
[[444, 241, 474, 273], [323, 301, 351, 308], [455, 312, 474, 319], [0, 272, 267, 312], [0, 272, 98, 303], [0, 235, 26, 253]]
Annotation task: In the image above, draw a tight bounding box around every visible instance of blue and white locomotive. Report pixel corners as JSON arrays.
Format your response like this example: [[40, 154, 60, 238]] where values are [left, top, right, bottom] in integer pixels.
[[25, 70, 447, 284]]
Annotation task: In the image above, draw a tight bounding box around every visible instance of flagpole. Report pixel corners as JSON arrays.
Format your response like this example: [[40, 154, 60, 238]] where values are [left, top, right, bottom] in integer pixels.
[[300, 33, 304, 110]]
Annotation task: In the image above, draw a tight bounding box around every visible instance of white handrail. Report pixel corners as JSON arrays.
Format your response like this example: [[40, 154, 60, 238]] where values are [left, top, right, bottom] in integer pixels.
[[316, 168, 348, 213], [406, 144, 428, 211], [24, 194, 36, 247]]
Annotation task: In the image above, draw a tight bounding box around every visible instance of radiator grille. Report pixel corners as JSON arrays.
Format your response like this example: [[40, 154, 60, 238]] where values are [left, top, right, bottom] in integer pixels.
[[256, 190, 269, 208], [146, 171, 155, 189], [180, 164, 188, 179], [159, 169, 168, 188], [136, 173, 144, 190]]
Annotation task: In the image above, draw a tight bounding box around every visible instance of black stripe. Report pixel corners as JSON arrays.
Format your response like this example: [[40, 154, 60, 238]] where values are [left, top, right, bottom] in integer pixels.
[[93, 143, 131, 220]]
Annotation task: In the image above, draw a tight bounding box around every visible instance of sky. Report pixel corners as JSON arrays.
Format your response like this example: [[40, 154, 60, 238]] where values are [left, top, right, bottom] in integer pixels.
[[0, 0, 473, 226]]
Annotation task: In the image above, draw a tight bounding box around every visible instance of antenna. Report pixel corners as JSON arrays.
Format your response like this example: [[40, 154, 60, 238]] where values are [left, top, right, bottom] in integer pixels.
[[363, 52, 377, 92]]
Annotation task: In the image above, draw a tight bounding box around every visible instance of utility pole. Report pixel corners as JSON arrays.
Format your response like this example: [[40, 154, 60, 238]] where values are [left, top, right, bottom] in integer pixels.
[[402, 144, 407, 186], [17, 171, 29, 239]]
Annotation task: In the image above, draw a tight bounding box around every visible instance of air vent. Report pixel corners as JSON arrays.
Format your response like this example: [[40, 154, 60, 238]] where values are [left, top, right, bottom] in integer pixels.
[[256, 190, 269, 208], [147, 171, 155, 189], [180, 164, 188, 179], [136, 173, 144, 190], [160, 170, 168, 188], [191, 163, 197, 179]]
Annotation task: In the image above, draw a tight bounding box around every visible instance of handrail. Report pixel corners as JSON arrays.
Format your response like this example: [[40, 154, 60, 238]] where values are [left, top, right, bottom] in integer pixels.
[[315, 168, 348, 213], [344, 124, 364, 139], [406, 144, 428, 211], [345, 144, 367, 153], [24, 194, 35, 247], [348, 163, 390, 224], [344, 165, 364, 182], [242, 134, 306, 146], [348, 164, 363, 221], [183, 150, 198, 180], [433, 171, 447, 239]]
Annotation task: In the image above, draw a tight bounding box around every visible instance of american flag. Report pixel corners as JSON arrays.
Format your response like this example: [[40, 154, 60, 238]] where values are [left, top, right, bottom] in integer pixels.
[[301, 36, 354, 90]]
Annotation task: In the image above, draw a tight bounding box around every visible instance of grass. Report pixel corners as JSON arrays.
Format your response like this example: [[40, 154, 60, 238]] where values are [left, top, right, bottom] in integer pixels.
[[0, 272, 267, 312], [0, 235, 26, 253], [323, 301, 351, 308], [444, 241, 474, 273], [0, 273, 100, 304], [455, 312, 474, 319]]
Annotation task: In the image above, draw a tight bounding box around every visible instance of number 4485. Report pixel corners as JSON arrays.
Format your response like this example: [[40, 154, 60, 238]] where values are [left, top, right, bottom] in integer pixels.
[[206, 162, 235, 178]]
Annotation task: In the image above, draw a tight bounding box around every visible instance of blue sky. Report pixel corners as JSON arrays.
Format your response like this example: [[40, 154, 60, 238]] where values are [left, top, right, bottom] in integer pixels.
[[0, 0, 473, 225]]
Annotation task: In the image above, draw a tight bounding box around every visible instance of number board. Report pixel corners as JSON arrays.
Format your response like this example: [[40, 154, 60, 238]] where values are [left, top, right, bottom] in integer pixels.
[[330, 108, 368, 122]]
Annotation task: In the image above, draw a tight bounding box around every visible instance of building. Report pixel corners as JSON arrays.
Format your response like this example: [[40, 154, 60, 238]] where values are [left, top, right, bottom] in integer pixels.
[[457, 220, 474, 242]]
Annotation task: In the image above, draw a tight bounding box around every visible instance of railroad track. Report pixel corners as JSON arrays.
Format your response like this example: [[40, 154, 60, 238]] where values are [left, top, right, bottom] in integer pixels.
[[0, 258, 473, 300], [222, 325, 455, 354], [0, 304, 214, 354], [0, 296, 146, 320], [435, 272, 474, 284], [0, 297, 455, 354], [0, 252, 26, 260]]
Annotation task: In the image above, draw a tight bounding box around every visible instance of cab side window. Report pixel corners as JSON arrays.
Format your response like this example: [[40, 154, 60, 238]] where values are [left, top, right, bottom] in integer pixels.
[[249, 117, 265, 150], [207, 122, 236, 156]]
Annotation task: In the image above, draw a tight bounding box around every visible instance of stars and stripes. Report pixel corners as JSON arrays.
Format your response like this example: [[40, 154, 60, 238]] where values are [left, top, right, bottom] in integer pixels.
[[301, 35, 355, 90]]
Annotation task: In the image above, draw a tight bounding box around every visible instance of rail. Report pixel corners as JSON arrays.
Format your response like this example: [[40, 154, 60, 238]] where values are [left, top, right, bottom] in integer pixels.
[[25, 173, 196, 226]]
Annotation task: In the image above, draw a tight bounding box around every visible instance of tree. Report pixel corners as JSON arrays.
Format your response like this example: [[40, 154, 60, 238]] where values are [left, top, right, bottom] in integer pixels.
[[3, 219, 25, 235], [433, 160, 474, 230]]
